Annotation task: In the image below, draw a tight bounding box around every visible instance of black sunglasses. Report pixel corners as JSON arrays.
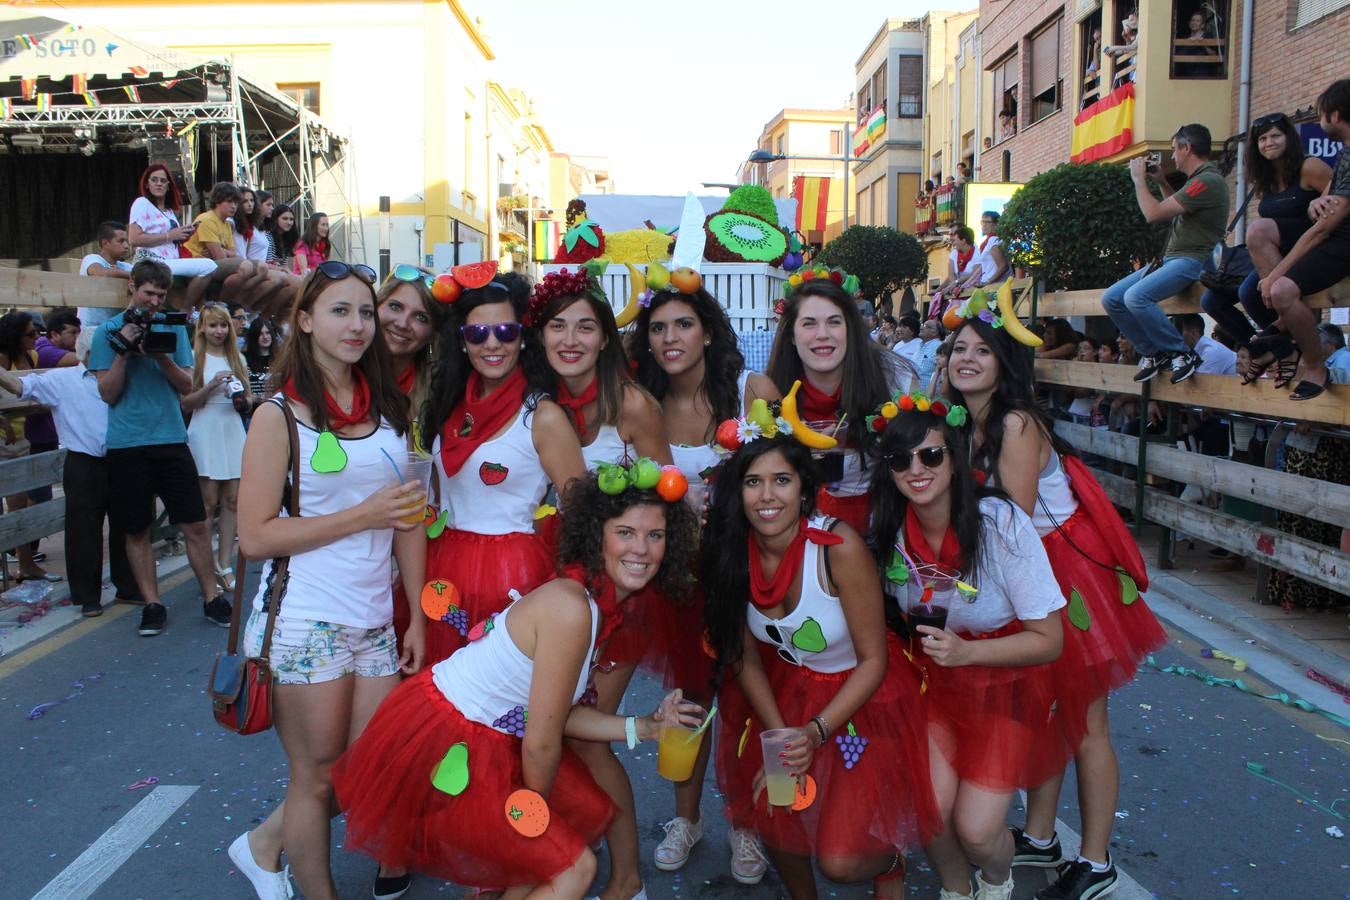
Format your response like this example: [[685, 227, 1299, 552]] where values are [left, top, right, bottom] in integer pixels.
[[1251, 113, 1290, 134], [886, 445, 948, 473], [460, 322, 522, 345], [760, 623, 804, 667], [390, 263, 434, 290], [315, 260, 376, 285]]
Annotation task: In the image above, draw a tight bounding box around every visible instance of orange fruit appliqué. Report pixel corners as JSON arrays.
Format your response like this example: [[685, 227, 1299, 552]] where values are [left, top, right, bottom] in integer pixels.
[[504, 788, 550, 838], [420, 580, 461, 620], [791, 774, 818, 811]]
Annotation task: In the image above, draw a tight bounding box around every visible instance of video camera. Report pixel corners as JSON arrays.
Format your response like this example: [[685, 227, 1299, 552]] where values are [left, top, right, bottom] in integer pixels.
[[107, 307, 189, 355]]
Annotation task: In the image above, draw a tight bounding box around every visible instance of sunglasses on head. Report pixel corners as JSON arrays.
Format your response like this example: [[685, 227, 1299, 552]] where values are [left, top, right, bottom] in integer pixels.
[[390, 263, 434, 290], [315, 260, 376, 285], [1251, 113, 1289, 133], [460, 322, 522, 345], [886, 445, 948, 473]]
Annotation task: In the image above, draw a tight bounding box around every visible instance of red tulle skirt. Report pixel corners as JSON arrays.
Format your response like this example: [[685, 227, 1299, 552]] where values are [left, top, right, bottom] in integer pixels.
[[603, 582, 717, 699], [1025, 459, 1167, 782], [398, 529, 556, 666], [816, 490, 870, 537], [333, 671, 614, 888], [716, 633, 940, 859], [915, 621, 1061, 792]]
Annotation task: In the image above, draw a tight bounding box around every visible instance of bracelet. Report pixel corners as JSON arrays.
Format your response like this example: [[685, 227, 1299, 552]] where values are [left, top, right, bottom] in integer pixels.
[[624, 715, 640, 750], [810, 715, 830, 746]]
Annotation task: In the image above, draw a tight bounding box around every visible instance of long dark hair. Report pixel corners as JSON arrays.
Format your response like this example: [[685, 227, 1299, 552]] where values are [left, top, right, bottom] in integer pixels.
[[0, 311, 35, 363], [233, 187, 256, 239], [522, 291, 633, 429], [1248, 113, 1306, 199], [868, 410, 992, 581], [138, 163, 183, 211], [765, 280, 903, 447], [252, 190, 273, 231], [419, 273, 532, 445], [269, 204, 300, 257], [945, 318, 1073, 473], [244, 317, 276, 375], [301, 212, 330, 256], [626, 288, 745, 440], [702, 436, 820, 674], [270, 269, 407, 435]]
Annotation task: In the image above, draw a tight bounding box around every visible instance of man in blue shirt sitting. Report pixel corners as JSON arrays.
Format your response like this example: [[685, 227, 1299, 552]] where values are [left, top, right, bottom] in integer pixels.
[[87, 259, 232, 636]]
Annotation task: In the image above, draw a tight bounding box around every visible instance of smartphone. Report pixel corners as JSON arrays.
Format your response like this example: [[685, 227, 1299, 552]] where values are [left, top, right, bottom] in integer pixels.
[[1145, 150, 1162, 172]]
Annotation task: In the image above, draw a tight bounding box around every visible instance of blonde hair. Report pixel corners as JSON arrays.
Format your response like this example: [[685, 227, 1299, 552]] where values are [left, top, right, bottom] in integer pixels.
[[193, 304, 250, 389]]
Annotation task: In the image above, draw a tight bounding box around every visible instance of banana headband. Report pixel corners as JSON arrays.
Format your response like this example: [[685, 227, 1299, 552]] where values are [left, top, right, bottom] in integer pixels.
[[946, 278, 1043, 348]]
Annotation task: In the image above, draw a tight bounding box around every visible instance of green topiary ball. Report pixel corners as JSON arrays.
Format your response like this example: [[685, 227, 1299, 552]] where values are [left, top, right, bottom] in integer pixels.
[[722, 185, 779, 225]]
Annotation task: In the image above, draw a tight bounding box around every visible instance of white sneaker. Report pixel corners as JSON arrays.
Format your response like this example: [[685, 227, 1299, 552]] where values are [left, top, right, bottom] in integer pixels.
[[974, 870, 1014, 900], [938, 891, 974, 900], [228, 831, 293, 900], [653, 816, 703, 871], [728, 827, 769, 885]]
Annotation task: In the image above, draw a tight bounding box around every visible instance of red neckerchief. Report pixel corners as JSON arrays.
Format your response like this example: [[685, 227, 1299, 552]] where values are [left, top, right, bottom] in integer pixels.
[[559, 563, 622, 651], [239, 220, 254, 239], [902, 504, 964, 570], [956, 247, 974, 272], [395, 361, 417, 396], [284, 368, 371, 431], [978, 235, 991, 252], [439, 367, 526, 477], [796, 379, 841, 424], [748, 518, 843, 609], [315, 237, 330, 258], [556, 376, 598, 433]]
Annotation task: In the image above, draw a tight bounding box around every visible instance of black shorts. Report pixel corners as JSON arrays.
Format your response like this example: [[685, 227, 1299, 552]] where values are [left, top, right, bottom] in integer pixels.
[[107, 443, 206, 535], [1286, 233, 1350, 295]]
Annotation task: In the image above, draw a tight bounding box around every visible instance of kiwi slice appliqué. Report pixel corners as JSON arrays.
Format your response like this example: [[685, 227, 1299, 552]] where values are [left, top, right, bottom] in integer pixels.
[[706, 211, 788, 263]]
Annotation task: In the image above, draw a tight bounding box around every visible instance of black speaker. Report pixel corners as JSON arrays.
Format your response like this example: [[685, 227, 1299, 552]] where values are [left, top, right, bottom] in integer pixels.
[[147, 136, 196, 206]]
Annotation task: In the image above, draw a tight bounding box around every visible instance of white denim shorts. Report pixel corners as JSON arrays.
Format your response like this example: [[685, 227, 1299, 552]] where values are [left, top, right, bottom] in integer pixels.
[[242, 608, 399, 685]]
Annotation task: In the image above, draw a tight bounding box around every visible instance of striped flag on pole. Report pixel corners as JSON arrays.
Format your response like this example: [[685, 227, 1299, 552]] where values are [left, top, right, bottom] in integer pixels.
[[124, 84, 142, 102], [71, 73, 88, 94], [21, 78, 37, 100], [792, 175, 832, 235], [82, 91, 101, 107], [34, 93, 51, 112], [0, 98, 11, 119]]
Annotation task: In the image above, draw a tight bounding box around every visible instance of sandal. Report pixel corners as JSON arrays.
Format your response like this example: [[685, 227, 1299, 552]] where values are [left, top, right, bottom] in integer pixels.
[[1241, 351, 1277, 385], [1273, 352, 1301, 390], [1289, 375, 1329, 401], [215, 565, 236, 592]]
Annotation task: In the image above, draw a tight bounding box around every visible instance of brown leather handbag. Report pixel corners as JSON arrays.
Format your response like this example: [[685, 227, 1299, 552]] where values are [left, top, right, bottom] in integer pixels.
[[209, 400, 300, 735]]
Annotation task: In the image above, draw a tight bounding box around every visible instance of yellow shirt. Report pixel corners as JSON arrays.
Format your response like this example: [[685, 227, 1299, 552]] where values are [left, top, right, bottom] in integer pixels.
[[183, 212, 235, 259]]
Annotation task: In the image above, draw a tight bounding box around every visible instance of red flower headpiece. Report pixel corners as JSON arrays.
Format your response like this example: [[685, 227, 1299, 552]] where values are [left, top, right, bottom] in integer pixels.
[[525, 264, 608, 327]]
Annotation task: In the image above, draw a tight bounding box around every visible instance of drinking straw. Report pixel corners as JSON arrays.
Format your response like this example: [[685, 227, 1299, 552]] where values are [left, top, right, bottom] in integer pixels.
[[380, 448, 405, 482], [688, 704, 719, 742]]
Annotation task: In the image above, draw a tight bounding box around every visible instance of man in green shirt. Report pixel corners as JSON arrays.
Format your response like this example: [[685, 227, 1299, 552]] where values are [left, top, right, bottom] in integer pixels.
[[1101, 124, 1229, 385]]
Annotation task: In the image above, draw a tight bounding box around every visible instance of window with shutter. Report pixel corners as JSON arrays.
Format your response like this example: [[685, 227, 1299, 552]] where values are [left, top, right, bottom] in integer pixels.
[[898, 55, 924, 118], [990, 53, 1019, 141], [1293, 0, 1350, 28], [872, 61, 888, 116], [1030, 19, 1061, 123]]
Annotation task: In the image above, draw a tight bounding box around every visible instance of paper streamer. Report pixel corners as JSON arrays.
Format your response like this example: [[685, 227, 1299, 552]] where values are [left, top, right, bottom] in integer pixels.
[[1145, 656, 1350, 729]]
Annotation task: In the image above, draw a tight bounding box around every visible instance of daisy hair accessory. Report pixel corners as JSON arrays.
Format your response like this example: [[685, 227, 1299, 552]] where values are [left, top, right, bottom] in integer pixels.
[[869, 391, 968, 433], [713, 391, 840, 452], [525, 259, 609, 327]]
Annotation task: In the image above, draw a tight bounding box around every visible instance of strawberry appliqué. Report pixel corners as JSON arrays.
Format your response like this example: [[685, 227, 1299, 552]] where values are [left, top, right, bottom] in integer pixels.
[[479, 461, 509, 485]]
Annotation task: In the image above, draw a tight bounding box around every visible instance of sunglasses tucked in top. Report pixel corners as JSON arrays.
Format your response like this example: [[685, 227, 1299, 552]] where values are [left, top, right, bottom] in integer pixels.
[[887, 445, 948, 473], [460, 322, 522, 345]]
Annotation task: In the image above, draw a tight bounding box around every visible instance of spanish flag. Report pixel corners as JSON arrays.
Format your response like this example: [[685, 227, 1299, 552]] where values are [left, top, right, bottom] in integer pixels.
[[21, 78, 37, 101], [71, 73, 88, 94], [793, 176, 832, 234], [1071, 83, 1135, 163]]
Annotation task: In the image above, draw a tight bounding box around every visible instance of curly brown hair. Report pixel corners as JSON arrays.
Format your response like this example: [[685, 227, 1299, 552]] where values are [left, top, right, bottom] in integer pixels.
[[557, 474, 700, 602]]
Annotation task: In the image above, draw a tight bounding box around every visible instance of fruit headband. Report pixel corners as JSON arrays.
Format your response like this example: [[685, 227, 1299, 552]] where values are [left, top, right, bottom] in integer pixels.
[[941, 278, 1042, 348], [867, 390, 968, 433], [615, 261, 704, 328], [429, 260, 502, 304], [714, 380, 839, 453], [525, 260, 609, 327], [595, 456, 690, 502], [774, 265, 860, 317]]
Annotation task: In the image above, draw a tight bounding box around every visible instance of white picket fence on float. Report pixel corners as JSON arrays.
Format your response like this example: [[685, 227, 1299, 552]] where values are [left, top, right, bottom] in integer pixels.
[[538, 262, 788, 333]]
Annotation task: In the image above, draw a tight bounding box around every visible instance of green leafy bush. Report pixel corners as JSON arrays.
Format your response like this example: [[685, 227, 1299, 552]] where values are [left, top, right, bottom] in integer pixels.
[[997, 162, 1167, 290], [815, 226, 927, 306]]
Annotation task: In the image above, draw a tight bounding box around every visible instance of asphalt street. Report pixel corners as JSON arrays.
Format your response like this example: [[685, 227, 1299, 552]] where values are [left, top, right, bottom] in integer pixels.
[[2, 561, 1347, 900]]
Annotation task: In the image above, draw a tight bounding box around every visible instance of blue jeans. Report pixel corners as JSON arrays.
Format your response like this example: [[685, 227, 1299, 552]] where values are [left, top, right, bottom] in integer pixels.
[[1100, 256, 1203, 356]]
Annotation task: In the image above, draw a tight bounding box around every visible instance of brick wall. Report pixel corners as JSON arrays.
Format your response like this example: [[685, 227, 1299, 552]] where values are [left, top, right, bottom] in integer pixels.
[[977, 0, 1074, 183], [1236, 4, 1350, 124]]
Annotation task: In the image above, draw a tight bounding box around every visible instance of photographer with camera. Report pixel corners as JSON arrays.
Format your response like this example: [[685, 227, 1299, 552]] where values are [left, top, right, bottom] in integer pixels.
[[88, 259, 234, 637]]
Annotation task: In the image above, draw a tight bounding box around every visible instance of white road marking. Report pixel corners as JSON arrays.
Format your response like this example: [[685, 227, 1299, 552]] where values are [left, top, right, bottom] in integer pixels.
[[32, 785, 198, 900], [1017, 792, 1154, 898]]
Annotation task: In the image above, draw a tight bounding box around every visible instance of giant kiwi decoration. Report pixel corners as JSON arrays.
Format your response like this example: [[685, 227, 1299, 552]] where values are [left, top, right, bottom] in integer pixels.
[[704, 210, 789, 266]]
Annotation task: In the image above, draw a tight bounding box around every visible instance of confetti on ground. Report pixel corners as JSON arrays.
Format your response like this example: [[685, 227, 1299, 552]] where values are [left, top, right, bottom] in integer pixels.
[[27, 673, 104, 720]]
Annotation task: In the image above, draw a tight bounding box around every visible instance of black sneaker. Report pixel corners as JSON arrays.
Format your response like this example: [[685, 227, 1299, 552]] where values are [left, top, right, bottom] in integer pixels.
[[372, 870, 411, 900], [1035, 858, 1119, 899], [1169, 351, 1201, 384], [1011, 826, 1064, 868], [203, 595, 233, 628], [138, 603, 167, 636], [1132, 355, 1168, 383], [81, 599, 104, 618], [1207, 546, 1231, 559]]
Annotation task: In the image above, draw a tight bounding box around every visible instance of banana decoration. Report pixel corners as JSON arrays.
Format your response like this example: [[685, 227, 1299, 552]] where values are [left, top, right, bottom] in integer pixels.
[[995, 278, 1043, 348], [615, 263, 646, 328], [780, 380, 839, 450]]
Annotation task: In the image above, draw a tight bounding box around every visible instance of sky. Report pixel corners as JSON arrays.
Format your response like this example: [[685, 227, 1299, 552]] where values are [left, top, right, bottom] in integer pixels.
[[485, 0, 969, 195]]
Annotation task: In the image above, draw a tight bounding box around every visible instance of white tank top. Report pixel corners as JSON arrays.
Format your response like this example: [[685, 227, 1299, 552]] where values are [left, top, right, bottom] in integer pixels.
[[1030, 449, 1079, 536], [432, 594, 599, 732], [669, 371, 752, 509], [581, 423, 629, 470], [433, 399, 551, 535], [746, 517, 858, 674], [253, 400, 405, 628]]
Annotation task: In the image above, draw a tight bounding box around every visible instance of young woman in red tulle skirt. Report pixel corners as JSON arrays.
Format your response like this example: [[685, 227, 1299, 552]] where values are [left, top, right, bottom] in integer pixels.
[[626, 283, 781, 880], [763, 278, 919, 537], [703, 429, 940, 899], [946, 316, 1166, 898], [400, 272, 585, 666], [869, 401, 1066, 900], [333, 472, 703, 899]]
